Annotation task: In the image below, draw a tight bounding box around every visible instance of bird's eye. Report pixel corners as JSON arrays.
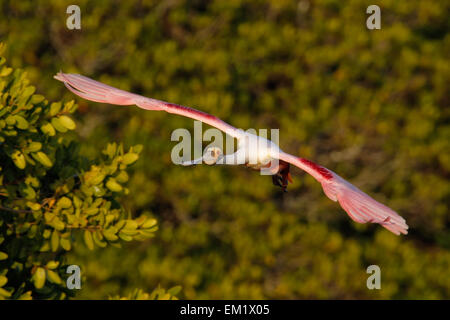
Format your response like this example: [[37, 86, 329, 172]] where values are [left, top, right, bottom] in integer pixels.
[[211, 150, 215, 156]]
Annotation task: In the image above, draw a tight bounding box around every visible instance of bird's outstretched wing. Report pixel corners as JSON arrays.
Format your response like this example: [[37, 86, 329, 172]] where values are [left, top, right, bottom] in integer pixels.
[[54, 72, 242, 138], [278, 152, 408, 235]]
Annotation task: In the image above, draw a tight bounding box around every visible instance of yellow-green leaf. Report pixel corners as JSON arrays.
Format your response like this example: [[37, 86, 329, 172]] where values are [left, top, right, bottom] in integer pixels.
[[58, 115, 76, 130], [57, 197, 72, 209], [106, 178, 123, 192], [26, 201, 41, 211], [168, 285, 182, 296], [93, 231, 107, 248], [118, 233, 133, 241], [26, 141, 42, 152], [60, 237, 71, 251], [0, 275, 7, 287], [115, 171, 129, 183], [0, 287, 11, 298], [41, 121, 56, 136], [51, 117, 67, 132], [103, 229, 118, 241], [142, 218, 157, 229], [31, 94, 45, 104], [51, 217, 65, 231], [51, 231, 59, 252], [11, 150, 26, 169], [34, 151, 52, 167], [124, 220, 138, 230], [5, 115, 15, 125], [0, 67, 12, 77], [33, 267, 46, 289], [46, 261, 60, 269], [84, 230, 94, 250], [22, 86, 35, 98], [122, 153, 139, 165], [49, 102, 62, 116], [13, 115, 28, 129], [18, 291, 32, 300], [47, 270, 62, 285]]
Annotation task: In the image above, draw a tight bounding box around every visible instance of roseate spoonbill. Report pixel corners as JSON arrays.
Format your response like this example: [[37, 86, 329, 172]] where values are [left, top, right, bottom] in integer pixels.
[[54, 72, 408, 235]]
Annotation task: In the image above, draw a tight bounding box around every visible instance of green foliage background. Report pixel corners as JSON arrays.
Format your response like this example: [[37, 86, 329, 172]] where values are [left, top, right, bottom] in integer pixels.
[[0, 42, 182, 299], [1, 0, 449, 299]]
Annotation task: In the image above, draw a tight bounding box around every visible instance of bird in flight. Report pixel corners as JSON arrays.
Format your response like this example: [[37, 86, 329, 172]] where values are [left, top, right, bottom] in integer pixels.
[[54, 72, 408, 235]]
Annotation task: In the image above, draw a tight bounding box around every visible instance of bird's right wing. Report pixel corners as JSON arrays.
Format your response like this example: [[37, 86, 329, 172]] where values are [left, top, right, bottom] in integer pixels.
[[278, 152, 408, 235], [54, 72, 242, 139]]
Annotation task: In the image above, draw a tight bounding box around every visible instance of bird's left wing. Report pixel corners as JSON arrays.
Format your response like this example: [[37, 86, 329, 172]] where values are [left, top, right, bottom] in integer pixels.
[[278, 152, 408, 235], [54, 72, 242, 139]]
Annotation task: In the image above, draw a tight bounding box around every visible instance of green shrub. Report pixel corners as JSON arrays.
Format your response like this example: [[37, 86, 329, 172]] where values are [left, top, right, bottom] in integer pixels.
[[0, 44, 165, 299]]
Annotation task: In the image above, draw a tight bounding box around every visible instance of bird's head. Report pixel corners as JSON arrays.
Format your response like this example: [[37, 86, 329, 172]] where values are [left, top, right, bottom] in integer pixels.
[[203, 147, 222, 165]]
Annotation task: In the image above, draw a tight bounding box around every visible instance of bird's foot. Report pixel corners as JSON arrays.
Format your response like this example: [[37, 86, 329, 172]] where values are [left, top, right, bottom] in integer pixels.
[[271, 160, 293, 192]]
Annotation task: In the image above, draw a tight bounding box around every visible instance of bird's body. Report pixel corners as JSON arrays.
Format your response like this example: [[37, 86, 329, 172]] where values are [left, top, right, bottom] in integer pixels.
[[54, 72, 409, 235], [220, 130, 280, 166]]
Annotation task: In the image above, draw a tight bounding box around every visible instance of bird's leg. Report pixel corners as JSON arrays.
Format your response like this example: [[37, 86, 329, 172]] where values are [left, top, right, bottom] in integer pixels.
[[270, 160, 293, 192]]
